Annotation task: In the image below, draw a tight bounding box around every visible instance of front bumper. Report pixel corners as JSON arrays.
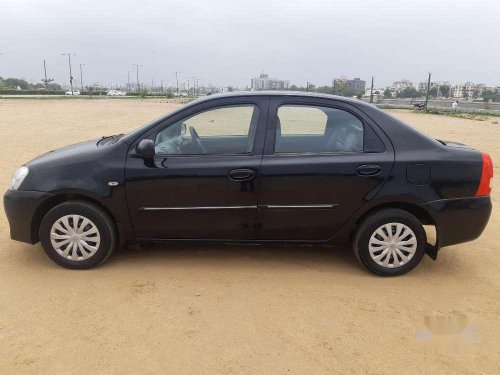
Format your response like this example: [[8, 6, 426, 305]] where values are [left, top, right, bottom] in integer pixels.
[[3, 190, 52, 244], [422, 196, 492, 248]]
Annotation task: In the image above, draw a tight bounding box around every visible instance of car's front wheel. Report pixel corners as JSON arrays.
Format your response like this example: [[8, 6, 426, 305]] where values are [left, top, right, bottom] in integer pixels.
[[39, 201, 116, 269], [353, 208, 426, 276]]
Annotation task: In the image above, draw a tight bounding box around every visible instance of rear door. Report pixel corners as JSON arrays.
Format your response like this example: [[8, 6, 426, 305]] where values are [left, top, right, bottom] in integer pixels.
[[257, 97, 394, 241]]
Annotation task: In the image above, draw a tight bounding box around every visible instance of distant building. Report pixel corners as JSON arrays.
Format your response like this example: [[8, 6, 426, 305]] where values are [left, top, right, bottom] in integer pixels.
[[450, 82, 488, 99], [332, 76, 366, 95], [418, 81, 451, 96], [251, 72, 290, 91], [346, 78, 366, 94], [418, 81, 428, 93], [392, 80, 414, 93], [364, 88, 385, 97]]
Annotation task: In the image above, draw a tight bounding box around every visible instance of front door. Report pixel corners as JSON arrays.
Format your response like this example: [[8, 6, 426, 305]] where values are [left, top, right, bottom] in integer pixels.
[[125, 98, 268, 240], [257, 98, 394, 241]]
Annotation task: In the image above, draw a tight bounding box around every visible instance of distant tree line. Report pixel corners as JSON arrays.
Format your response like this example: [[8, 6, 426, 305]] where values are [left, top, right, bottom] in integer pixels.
[[289, 83, 362, 98], [0, 76, 62, 91], [481, 90, 500, 102], [379, 84, 452, 99], [287, 83, 456, 100]]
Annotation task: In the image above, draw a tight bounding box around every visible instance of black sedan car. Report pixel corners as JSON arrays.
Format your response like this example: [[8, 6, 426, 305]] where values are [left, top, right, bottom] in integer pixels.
[[4, 92, 493, 275]]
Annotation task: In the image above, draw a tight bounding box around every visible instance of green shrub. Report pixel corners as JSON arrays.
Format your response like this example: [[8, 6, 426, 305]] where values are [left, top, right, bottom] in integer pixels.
[[0, 89, 65, 95]]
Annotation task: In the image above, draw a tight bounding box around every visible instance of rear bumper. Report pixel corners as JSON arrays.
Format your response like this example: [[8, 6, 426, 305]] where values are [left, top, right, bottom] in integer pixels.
[[3, 189, 52, 244], [422, 196, 492, 248]]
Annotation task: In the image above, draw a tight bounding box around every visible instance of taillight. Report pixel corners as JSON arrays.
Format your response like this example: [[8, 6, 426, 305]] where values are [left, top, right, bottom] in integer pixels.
[[476, 152, 493, 196]]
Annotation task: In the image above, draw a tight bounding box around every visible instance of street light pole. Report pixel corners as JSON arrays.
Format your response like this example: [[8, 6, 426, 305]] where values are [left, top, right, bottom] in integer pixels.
[[79, 63, 85, 92], [62, 52, 76, 95]]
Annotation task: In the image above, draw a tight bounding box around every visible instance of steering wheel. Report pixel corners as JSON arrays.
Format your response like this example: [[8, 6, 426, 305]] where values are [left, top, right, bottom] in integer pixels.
[[188, 126, 206, 154]]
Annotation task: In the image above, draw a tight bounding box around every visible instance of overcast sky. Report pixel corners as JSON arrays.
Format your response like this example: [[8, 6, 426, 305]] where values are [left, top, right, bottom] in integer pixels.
[[1, 0, 499, 88]]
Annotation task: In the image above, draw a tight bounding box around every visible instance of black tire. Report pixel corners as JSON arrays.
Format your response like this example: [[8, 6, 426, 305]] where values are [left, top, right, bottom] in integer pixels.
[[353, 208, 426, 276], [39, 200, 116, 269]]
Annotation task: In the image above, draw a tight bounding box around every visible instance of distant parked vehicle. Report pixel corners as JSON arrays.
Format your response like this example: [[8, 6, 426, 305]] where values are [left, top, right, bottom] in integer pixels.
[[64, 89, 80, 96], [107, 90, 127, 96]]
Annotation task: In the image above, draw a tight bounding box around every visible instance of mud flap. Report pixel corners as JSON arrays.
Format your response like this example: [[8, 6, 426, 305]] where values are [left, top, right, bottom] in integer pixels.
[[425, 226, 441, 260]]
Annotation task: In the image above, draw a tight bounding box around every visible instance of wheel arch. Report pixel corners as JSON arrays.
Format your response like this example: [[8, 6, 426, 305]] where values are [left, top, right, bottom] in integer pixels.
[[31, 193, 118, 244], [348, 201, 436, 242]]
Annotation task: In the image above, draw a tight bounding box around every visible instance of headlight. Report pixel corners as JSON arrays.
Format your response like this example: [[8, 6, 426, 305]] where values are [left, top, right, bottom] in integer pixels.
[[8, 166, 29, 190]]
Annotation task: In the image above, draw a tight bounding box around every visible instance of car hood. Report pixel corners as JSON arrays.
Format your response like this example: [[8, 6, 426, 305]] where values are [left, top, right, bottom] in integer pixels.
[[27, 139, 101, 167], [20, 137, 129, 193]]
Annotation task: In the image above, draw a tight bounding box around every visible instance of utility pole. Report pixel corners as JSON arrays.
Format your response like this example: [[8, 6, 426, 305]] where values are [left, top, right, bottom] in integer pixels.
[[127, 70, 134, 91], [333, 79, 336, 95], [174, 71, 180, 96], [192, 76, 196, 97], [61, 52, 76, 95], [42, 60, 54, 90], [196, 79, 201, 95], [424, 72, 432, 110], [79, 63, 85, 92], [306, 82, 309, 92], [370, 76, 374, 104], [132, 64, 143, 91]]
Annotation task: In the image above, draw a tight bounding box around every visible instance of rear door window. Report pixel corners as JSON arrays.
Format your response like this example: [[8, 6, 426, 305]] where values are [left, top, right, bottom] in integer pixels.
[[275, 105, 364, 153]]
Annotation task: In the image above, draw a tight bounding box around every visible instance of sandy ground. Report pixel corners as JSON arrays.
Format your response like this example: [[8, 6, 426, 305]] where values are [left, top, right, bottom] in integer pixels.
[[0, 99, 499, 374]]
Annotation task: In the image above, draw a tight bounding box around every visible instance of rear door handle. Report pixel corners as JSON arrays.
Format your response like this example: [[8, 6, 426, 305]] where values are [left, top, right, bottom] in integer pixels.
[[356, 164, 382, 176], [228, 168, 256, 181]]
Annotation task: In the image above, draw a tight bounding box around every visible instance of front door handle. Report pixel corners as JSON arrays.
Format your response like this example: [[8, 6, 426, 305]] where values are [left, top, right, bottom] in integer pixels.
[[356, 164, 382, 176], [228, 168, 256, 181]]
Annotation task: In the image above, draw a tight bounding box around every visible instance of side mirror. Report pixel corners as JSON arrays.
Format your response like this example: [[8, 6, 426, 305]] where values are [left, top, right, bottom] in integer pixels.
[[136, 139, 155, 159]]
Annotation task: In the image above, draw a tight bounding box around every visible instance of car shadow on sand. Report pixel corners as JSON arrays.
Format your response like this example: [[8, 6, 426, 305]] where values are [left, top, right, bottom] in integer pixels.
[[104, 242, 365, 275], [23, 240, 456, 278]]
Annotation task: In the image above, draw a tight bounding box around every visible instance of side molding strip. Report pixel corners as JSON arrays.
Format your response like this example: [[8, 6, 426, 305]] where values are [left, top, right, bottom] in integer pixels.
[[140, 206, 256, 211], [140, 204, 338, 211], [260, 204, 338, 209]]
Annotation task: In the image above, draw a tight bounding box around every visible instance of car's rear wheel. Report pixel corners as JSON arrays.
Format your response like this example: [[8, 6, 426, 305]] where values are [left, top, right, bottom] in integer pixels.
[[353, 208, 426, 276], [39, 201, 116, 269]]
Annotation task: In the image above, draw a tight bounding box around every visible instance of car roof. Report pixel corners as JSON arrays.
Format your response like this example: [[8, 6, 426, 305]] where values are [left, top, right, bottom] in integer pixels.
[[198, 90, 364, 105], [122, 91, 380, 144]]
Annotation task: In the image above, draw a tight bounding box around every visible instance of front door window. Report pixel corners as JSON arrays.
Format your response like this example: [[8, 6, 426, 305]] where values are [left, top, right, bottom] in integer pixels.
[[155, 105, 259, 155]]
